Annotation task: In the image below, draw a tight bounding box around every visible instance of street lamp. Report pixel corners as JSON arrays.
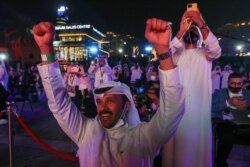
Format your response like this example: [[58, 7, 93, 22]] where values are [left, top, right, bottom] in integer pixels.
[[88, 46, 99, 60], [0, 53, 7, 60], [118, 48, 123, 53], [145, 45, 153, 52], [236, 45, 244, 56], [236, 45, 243, 51], [89, 46, 98, 54]]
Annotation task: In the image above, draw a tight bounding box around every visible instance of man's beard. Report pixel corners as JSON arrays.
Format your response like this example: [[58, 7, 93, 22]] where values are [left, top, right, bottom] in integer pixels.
[[228, 86, 241, 93]]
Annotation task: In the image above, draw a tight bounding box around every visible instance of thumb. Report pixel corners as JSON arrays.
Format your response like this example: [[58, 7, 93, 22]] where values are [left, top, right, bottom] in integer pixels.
[[145, 19, 152, 38]]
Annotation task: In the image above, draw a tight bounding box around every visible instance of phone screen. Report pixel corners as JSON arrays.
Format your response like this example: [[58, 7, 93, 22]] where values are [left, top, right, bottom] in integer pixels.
[[136, 86, 145, 94], [71, 66, 79, 73]]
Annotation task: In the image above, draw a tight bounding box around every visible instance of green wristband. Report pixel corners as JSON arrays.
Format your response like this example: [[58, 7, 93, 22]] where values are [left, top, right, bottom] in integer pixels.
[[41, 54, 55, 62]]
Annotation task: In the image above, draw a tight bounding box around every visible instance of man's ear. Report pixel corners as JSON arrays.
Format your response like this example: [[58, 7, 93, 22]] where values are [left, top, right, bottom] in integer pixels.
[[124, 100, 131, 113]]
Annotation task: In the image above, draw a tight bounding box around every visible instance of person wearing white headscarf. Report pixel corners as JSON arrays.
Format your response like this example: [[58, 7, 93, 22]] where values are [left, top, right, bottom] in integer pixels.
[[88, 56, 112, 88], [212, 65, 222, 93], [33, 19, 184, 167], [221, 65, 233, 89], [162, 9, 221, 167], [130, 63, 143, 84]]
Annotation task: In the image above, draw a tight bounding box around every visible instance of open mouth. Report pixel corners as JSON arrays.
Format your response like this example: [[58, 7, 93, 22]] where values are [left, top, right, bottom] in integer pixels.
[[99, 112, 112, 121]]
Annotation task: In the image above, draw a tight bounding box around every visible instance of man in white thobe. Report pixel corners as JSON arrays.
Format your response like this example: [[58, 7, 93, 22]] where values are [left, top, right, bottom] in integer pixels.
[[221, 65, 233, 89], [162, 9, 221, 167], [212, 65, 222, 93], [88, 56, 112, 88], [33, 19, 185, 167]]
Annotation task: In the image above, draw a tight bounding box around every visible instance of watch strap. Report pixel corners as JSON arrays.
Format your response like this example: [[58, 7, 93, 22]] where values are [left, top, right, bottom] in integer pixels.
[[157, 49, 172, 60]]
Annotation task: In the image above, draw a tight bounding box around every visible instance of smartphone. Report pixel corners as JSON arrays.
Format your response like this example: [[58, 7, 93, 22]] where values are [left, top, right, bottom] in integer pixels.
[[70, 66, 79, 73], [136, 86, 145, 94], [237, 96, 245, 101], [187, 3, 198, 11]]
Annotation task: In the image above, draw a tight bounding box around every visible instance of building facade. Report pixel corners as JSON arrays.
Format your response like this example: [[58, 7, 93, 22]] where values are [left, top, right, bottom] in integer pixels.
[[54, 24, 109, 62], [216, 21, 250, 56]]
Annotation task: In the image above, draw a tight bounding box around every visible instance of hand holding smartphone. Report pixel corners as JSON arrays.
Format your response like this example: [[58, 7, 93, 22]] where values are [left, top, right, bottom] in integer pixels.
[[187, 3, 199, 11], [185, 3, 199, 28], [70, 66, 79, 73]]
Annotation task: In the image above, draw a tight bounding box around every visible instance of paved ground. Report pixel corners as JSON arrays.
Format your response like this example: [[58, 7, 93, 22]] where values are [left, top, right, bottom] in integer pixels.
[[0, 97, 79, 167]]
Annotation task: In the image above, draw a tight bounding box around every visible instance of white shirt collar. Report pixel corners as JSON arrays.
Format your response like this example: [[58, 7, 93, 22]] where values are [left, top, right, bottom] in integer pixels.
[[228, 89, 243, 98]]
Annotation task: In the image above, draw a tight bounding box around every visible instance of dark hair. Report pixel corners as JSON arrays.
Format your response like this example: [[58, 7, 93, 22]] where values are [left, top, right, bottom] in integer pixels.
[[228, 72, 242, 80], [146, 81, 160, 98]]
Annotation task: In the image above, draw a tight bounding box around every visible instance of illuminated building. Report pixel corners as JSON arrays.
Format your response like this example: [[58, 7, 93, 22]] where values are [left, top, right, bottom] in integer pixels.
[[105, 31, 138, 57], [54, 24, 109, 61], [216, 21, 250, 56], [54, 5, 109, 63], [56, 5, 69, 25]]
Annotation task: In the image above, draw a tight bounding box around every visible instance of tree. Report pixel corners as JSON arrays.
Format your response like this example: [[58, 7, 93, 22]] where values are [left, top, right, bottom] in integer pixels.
[[0, 4, 39, 67]]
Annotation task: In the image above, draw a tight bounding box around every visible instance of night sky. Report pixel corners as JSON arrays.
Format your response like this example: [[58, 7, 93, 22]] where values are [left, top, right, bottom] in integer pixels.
[[1, 0, 250, 39]]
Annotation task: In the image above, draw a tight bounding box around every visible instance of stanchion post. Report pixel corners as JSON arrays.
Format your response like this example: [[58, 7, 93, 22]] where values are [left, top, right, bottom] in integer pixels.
[[7, 101, 15, 167]]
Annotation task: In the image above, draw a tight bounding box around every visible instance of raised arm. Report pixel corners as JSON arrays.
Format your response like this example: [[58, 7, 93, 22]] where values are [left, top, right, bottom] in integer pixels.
[[33, 22, 91, 144], [140, 18, 185, 154]]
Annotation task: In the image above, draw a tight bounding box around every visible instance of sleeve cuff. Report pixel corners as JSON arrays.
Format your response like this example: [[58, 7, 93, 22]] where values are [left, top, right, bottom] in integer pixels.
[[37, 61, 61, 79], [203, 32, 218, 45], [171, 37, 183, 48]]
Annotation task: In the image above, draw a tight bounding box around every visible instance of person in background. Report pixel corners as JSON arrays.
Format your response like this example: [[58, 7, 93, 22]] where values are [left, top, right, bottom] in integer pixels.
[[112, 65, 121, 82], [78, 64, 94, 112], [130, 63, 143, 86], [64, 63, 86, 111], [163, 7, 221, 167], [64, 63, 79, 98], [32, 18, 184, 167], [136, 81, 160, 122], [88, 56, 112, 88], [242, 71, 250, 90], [120, 64, 130, 85], [212, 65, 222, 93], [8, 66, 18, 95], [221, 65, 233, 89], [0, 60, 8, 92], [29, 65, 40, 102], [146, 63, 154, 81], [149, 68, 159, 82], [0, 60, 9, 124], [78, 64, 93, 96], [212, 72, 250, 167]]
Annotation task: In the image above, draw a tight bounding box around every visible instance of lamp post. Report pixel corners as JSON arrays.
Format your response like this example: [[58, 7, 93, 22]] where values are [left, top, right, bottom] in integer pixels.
[[236, 45, 243, 56]]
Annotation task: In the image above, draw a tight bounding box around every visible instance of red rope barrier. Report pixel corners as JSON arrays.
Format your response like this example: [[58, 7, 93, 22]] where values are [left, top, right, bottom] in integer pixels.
[[14, 113, 79, 161]]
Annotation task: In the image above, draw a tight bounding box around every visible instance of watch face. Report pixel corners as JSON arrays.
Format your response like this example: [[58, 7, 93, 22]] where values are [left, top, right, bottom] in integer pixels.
[[158, 50, 172, 60]]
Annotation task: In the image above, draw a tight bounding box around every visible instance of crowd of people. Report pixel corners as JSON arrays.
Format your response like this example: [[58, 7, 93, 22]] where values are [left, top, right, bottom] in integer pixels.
[[212, 61, 250, 94], [0, 5, 250, 167]]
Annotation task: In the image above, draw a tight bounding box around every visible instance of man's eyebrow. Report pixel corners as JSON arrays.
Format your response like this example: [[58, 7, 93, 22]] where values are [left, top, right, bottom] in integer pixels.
[[229, 82, 242, 84], [94, 86, 113, 94], [105, 96, 116, 100]]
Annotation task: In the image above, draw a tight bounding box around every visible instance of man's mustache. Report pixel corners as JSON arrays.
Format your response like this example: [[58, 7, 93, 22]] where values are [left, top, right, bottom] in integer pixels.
[[99, 110, 113, 116]]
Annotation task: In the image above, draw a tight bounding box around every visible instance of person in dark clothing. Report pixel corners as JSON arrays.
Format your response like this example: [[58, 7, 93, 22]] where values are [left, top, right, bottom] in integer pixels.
[[0, 83, 8, 124]]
